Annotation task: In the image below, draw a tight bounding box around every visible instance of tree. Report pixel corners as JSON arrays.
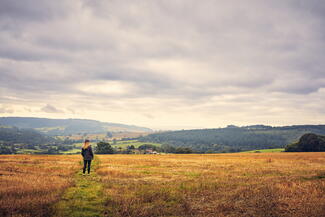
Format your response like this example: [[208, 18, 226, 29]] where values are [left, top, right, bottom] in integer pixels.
[[127, 145, 135, 150], [138, 144, 157, 151], [285, 133, 325, 152], [175, 147, 193, 154], [161, 144, 176, 153], [0, 144, 16, 154], [96, 141, 114, 154]]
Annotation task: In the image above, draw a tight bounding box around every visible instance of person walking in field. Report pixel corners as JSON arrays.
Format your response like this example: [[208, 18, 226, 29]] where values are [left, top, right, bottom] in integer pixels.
[[81, 139, 94, 175]]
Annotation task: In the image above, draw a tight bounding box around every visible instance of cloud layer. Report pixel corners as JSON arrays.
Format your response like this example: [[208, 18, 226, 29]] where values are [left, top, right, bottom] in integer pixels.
[[1, 0, 325, 129]]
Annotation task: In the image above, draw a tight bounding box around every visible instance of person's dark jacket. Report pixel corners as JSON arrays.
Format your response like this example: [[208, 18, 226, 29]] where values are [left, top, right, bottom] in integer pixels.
[[81, 146, 94, 160]]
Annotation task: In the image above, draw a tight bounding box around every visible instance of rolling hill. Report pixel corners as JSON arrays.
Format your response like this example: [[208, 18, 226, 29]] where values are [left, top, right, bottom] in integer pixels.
[[138, 125, 325, 153], [0, 126, 55, 145], [0, 117, 153, 136]]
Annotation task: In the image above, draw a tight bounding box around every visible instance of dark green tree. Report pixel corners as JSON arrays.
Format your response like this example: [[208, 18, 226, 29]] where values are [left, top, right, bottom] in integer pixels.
[[175, 147, 193, 154], [96, 141, 114, 154], [138, 144, 158, 151], [127, 145, 135, 150], [285, 133, 325, 152], [161, 144, 176, 153]]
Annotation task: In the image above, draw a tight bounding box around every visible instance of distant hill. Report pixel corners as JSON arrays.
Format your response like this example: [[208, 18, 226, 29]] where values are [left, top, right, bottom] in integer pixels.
[[285, 133, 325, 152], [138, 125, 325, 153], [0, 117, 153, 136], [0, 126, 78, 154], [0, 126, 55, 145]]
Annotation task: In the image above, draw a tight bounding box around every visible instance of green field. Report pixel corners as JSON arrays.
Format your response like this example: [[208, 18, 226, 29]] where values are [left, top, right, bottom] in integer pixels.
[[61, 148, 81, 154], [113, 139, 162, 149], [242, 148, 285, 153], [16, 149, 43, 154]]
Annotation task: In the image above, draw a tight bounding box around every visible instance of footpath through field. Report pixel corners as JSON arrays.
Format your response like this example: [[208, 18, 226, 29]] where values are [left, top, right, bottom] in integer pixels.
[[53, 157, 106, 217]]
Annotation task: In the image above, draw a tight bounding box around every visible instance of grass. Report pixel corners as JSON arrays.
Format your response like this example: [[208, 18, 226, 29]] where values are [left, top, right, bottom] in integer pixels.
[[242, 148, 285, 153], [16, 148, 44, 154], [0, 155, 80, 217], [1, 153, 325, 217], [97, 153, 325, 217], [113, 139, 162, 149], [61, 148, 81, 154], [53, 157, 106, 217]]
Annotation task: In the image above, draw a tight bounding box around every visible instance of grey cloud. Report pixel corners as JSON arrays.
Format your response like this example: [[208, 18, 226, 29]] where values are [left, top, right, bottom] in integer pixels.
[[0, 38, 65, 62], [41, 104, 63, 113], [1, 0, 325, 128], [0, 0, 72, 22]]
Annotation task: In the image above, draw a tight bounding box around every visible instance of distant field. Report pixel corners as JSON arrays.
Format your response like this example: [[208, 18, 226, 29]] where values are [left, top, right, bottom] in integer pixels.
[[72, 142, 83, 147], [57, 131, 151, 141], [15, 148, 44, 154], [36, 126, 65, 133], [113, 139, 162, 149], [60, 142, 83, 154], [57, 133, 107, 141], [61, 148, 81, 154], [112, 132, 151, 139], [242, 148, 285, 153], [1, 153, 325, 217]]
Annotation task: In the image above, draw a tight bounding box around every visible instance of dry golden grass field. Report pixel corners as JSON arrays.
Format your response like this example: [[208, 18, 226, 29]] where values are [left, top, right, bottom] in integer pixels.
[[1, 153, 325, 217], [0, 155, 80, 217], [97, 153, 325, 217]]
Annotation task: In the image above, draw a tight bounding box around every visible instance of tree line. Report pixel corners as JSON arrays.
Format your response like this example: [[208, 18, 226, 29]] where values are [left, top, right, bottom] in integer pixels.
[[138, 125, 325, 153], [95, 142, 193, 154]]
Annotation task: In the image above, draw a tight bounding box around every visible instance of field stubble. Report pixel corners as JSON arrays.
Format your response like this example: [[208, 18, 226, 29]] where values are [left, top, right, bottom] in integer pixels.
[[1, 153, 325, 217], [97, 153, 325, 217], [0, 155, 80, 217]]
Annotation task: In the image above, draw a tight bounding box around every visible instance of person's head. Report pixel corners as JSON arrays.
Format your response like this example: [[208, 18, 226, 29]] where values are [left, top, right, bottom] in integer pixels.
[[82, 139, 90, 149]]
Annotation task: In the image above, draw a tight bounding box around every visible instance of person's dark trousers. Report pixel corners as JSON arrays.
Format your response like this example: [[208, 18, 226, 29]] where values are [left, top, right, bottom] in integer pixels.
[[83, 160, 92, 174]]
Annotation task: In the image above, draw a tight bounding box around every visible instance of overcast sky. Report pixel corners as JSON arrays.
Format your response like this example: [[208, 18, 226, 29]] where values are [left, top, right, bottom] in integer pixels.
[[0, 0, 325, 130]]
